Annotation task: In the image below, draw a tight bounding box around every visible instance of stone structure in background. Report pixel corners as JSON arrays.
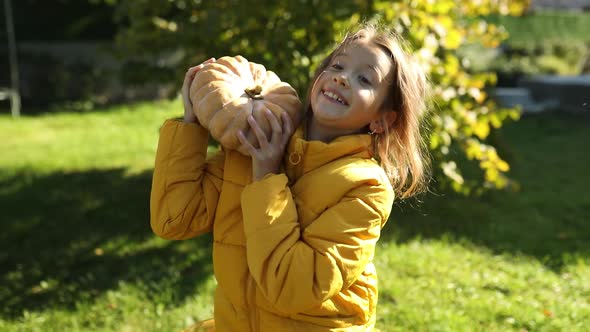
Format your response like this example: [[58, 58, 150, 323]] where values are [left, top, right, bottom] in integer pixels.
[[519, 75, 590, 113], [530, 0, 590, 11], [490, 0, 590, 113]]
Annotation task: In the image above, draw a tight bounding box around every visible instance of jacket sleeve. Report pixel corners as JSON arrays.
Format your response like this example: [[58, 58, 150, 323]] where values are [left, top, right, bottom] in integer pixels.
[[240, 173, 393, 314], [150, 119, 224, 240]]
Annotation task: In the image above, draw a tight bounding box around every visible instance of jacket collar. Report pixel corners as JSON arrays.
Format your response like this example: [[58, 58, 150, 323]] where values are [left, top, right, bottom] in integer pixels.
[[285, 124, 373, 175]]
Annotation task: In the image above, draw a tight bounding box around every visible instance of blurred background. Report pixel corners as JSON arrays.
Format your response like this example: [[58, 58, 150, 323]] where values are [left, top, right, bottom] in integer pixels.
[[1, 0, 589, 331]]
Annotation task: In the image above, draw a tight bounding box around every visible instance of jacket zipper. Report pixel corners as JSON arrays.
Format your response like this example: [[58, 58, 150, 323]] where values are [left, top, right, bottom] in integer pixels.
[[247, 276, 259, 332], [288, 140, 304, 181]]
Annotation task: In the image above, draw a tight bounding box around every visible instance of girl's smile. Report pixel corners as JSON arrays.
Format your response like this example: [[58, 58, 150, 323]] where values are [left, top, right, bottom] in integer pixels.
[[155, 23, 430, 332], [321, 89, 349, 106], [308, 40, 394, 141]]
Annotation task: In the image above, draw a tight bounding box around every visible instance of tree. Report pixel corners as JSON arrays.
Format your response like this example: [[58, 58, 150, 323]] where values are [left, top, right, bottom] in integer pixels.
[[368, 0, 528, 194], [105, 0, 530, 194]]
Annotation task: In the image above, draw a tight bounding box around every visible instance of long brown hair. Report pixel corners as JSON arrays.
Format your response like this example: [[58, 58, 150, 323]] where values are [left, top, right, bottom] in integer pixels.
[[304, 23, 431, 198]]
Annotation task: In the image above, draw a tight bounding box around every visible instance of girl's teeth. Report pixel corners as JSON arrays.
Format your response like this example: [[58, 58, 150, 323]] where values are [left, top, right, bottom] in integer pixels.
[[323, 91, 344, 104]]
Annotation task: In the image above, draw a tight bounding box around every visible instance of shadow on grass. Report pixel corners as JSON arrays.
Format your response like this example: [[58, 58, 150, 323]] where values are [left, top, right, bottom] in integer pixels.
[[1, 112, 588, 320], [381, 111, 590, 270], [0, 168, 213, 319]]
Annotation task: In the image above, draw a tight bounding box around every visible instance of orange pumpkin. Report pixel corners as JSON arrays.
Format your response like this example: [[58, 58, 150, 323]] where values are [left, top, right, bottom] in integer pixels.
[[189, 55, 303, 155]]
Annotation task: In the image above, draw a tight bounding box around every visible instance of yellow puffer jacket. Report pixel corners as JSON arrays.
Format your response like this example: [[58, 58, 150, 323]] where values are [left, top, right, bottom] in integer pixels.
[[151, 119, 394, 331]]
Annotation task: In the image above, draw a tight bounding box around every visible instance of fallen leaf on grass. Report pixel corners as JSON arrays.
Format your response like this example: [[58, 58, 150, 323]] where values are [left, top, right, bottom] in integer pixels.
[[543, 309, 553, 317]]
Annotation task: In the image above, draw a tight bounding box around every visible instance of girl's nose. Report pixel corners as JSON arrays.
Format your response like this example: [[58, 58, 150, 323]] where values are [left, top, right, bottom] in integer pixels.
[[333, 74, 348, 88]]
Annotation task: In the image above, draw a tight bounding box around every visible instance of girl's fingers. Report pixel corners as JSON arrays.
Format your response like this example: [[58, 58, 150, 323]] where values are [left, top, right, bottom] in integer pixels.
[[181, 58, 215, 118], [183, 66, 199, 100], [186, 64, 205, 92], [185, 57, 215, 85], [281, 113, 293, 145], [248, 115, 270, 150], [188, 58, 215, 83], [237, 130, 258, 158], [185, 65, 201, 81], [182, 68, 198, 112], [264, 109, 282, 143], [183, 67, 196, 90]]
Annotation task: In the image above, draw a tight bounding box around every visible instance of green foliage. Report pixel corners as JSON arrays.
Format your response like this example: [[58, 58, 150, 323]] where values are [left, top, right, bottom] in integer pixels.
[[101, 0, 530, 194], [490, 39, 588, 76], [369, 0, 527, 194], [485, 10, 590, 44], [107, 0, 369, 97], [5, 0, 116, 41], [14, 52, 111, 110]]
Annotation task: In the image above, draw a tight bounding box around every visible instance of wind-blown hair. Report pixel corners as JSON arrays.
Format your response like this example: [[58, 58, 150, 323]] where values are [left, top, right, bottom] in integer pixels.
[[304, 23, 431, 198]]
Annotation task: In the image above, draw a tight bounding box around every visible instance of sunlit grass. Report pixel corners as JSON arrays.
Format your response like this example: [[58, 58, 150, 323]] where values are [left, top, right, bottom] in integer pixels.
[[0, 100, 179, 175], [486, 11, 590, 43], [376, 238, 590, 331], [0, 101, 588, 331]]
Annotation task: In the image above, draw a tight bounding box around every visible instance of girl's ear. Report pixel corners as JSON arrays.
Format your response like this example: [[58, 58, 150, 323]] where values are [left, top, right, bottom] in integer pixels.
[[369, 111, 398, 134]]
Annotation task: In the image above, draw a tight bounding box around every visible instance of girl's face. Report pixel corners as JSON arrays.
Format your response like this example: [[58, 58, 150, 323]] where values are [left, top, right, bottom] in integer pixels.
[[310, 40, 394, 136]]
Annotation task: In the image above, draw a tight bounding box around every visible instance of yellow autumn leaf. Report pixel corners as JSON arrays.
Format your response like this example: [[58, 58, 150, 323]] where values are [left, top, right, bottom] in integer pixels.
[[465, 139, 483, 159], [473, 121, 490, 139], [443, 29, 462, 49], [468, 87, 486, 103], [497, 159, 510, 172], [486, 168, 499, 183]]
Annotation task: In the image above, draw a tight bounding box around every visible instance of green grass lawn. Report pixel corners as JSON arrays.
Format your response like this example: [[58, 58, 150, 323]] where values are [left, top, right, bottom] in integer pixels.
[[486, 11, 590, 44], [1, 100, 588, 331]]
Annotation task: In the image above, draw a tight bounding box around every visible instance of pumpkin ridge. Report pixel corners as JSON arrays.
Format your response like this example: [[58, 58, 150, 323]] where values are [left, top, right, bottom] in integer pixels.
[[197, 85, 243, 125], [258, 100, 283, 114], [263, 91, 300, 103], [192, 64, 234, 85], [206, 71, 244, 87], [265, 99, 302, 127], [215, 100, 251, 146], [234, 56, 255, 83], [192, 81, 231, 103], [220, 56, 250, 84], [263, 70, 280, 85], [190, 55, 302, 153], [264, 94, 297, 107], [249, 62, 266, 85], [210, 98, 250, 141], [262, 83, 297, 95]]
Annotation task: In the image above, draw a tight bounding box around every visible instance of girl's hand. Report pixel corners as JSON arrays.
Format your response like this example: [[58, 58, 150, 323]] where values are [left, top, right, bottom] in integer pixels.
[[182, 57, 216, 124], [237, 110, 294, 181]]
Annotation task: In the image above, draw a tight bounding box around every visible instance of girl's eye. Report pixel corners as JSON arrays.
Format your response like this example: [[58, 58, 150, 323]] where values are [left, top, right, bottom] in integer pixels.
[[331, 63, 343, 70], [359, 75, 372, 85]]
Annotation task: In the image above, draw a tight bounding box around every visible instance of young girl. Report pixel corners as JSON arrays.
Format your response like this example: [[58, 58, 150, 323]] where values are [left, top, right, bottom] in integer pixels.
[[151, 23, 429, 331]]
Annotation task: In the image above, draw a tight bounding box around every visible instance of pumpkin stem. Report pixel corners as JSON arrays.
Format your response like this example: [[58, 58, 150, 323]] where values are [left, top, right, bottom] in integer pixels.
[[245, 84, 264, 100]]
